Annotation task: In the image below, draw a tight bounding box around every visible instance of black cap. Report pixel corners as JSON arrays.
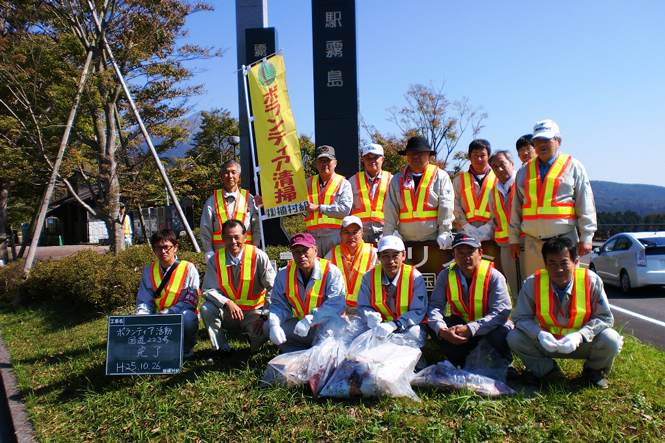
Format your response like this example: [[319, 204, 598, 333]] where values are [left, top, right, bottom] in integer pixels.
[[315, 145, 336, 160], [397, 136, 435, 156], [452, 232, 481, 249]]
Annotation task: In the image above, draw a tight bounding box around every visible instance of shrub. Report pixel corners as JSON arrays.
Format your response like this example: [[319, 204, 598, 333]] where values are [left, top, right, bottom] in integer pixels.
[[0, 260, 24, 305]]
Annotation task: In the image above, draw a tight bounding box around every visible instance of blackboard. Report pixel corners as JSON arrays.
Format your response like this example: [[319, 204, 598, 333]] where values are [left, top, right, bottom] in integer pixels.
[[106, 314, 184, 375]]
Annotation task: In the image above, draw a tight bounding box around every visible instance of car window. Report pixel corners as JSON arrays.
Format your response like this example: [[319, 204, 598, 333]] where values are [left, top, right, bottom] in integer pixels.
[[601, 239, 617, 253], [615, 237, 633, 251]]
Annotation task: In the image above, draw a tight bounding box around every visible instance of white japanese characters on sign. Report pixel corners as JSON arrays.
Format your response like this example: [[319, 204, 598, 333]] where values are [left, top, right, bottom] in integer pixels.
[[327, 70, 343, 87], [254, 44, 267, 58], [325, 11, 342, 28], [325, 40, 343, 58]]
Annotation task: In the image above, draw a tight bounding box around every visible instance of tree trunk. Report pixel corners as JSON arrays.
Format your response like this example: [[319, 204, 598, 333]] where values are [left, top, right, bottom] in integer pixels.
[[137, 204, 150, 243], [0, 179, 15, 266]]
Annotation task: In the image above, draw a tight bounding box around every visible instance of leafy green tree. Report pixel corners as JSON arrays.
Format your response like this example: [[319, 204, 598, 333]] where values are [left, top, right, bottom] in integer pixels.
[[186, 109, 239, 167]]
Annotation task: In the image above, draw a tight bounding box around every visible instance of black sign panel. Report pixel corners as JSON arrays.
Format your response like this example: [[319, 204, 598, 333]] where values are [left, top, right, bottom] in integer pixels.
[[312, 0, 359, 178], [245, 27, 277, 65], [106, 314, 184, 375]]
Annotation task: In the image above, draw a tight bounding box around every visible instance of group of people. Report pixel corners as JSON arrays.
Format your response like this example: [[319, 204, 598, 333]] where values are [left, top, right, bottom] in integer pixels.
[[135, 119, 623, 389]]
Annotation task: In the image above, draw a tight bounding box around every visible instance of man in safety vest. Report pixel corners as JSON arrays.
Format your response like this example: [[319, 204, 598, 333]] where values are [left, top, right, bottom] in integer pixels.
[[427, 233, 514, 370], [120, 204, 133, 247], [200, 219, 276, 361], [488, 150, 526, 297], [509, 120, 597, 277], [200, 160, 261, 256], [135, 229, 200, 359], [305, 145, 353, 258], [516, 134, 537, 165], [508, 237, 622, 388], [453, 139, 497, 243], [356, 235, 428, 341], [324, 216, 378, 316], [268, 233, 346, 353], [383, 136, 455, 248], [349, 143, 392, 243]]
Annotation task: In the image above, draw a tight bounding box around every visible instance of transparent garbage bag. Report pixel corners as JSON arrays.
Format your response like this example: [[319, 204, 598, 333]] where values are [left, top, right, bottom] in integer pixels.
[[319, 326, 424, 401], [463, 339, 511, 383], [412, 360, 516, 397], [261, 348, 312, 387]]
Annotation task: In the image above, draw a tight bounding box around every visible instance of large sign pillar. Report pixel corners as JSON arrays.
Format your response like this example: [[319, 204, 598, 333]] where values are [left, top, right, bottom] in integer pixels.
[[312, 0, 359, 178]]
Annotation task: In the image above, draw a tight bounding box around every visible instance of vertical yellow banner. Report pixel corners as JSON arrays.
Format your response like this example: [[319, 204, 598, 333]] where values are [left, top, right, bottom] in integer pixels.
[[248, 54, 308, 219]]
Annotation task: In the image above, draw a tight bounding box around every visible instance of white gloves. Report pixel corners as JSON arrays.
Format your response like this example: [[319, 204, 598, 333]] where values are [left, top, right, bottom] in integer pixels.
[[476, 224, 494, 242], [366, 311, 383, 329], [538, 330, 559, 353], [436, 232, 453, 250], [557, 332, 583, 354], [204, 250, 215, 263], [463, 224, 480, 238], [268, 313, 287, 345], [294, 314, 314, 337], [373, 321, 397, 339]]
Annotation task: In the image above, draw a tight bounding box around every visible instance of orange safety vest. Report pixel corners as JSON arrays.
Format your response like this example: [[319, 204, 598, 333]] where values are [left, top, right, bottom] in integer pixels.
[[492, 184, 513, 243], [370, 264, 415, 321], [535, 268, 591, 338], [522, 154, 576, 220], [285, 258, 331, 319], [446, 260, 494, 323], [215, 245, 266, 311], [399, 164, 439, 223], [304, 174, 346, 230], [330, 244, 375, 306], [151, 260, 191, 312], [122, 214, 132, 235], [461, 170, 497, 223], [350, 171, 392, 223], [212, 188, 253, 245]]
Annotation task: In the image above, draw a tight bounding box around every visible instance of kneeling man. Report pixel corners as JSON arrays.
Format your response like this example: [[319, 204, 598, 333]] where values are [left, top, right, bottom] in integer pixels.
[[136, 229, 200, 359], [200, 219, 275, 360], [427, 233, 514, 369], [268, 233, 346, 353], [356, 236, 427, 340], [508, 237, 623, 388]]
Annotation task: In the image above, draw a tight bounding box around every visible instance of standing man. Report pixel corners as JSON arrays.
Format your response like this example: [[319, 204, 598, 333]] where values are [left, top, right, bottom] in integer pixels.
[[120, 204, 133, 247], [427, 233, 514, 370], [268, 233, 346, 353], [304, 145, 353, 258], [324, 216, 378, 316], [349, 143, 393, 243], [135, 229, 200, 359], [515, 134, 537, 165], [508, 237, 623, 388], [488, 150, 526, 297], [356, 235, 428, 340], [383, 136, 455, 248], [453, 139, 497, 243], [200, 219, 275, 360], [200, 160, 261, 256], [509, 120, 597, 277]]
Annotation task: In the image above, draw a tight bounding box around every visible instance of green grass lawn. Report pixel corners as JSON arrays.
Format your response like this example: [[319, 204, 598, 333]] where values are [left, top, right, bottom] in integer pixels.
[[1, 302, 664, 442]]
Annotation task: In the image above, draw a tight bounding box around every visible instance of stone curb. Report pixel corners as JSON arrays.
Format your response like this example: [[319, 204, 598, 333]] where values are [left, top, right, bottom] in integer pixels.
[[0, 329, 37, 443]]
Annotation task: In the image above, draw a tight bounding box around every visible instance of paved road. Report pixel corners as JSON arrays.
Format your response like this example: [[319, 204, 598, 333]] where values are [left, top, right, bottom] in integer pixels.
[[3, 244, 109, 265]]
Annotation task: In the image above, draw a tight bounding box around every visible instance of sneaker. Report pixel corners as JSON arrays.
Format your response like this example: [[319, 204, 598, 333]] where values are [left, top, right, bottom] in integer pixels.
[[583, 368, 609, 389], [183, 348, 196, 360], [506, 365, 520, 380], [206, 346, 232, 363], [525, 361, 564, 385]]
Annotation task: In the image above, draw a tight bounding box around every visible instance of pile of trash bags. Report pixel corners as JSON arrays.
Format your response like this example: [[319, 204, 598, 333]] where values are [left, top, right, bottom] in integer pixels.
[[262, 316, 515, 400]]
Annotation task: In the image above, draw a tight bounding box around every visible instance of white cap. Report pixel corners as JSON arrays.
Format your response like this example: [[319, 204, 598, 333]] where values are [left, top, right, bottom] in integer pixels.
[[341, 215, 363, 230], [378, 235, 405, 253], [532, 119, 560, 140], [362, 143, 384, 157]]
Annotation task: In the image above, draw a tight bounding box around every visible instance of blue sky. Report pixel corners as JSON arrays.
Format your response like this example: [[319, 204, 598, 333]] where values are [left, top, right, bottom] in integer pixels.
[[180, 0, 665, 187]]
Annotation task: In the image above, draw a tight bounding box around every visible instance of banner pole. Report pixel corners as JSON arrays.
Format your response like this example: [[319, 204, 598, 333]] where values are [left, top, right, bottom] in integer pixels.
[[242, 64, 266, 251]]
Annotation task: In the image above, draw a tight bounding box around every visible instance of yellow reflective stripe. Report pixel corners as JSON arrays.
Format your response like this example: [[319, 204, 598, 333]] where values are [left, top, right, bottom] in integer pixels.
[[399, 164, 438, 221], [370, 264, 413, 321], [461, 171, 496, 222], [524, 155, 576, 219], [305, 174, 345, 229], [447, 260, 491, 322], [371, 266, 393, 320], [153, 261, 189, 311], [212, 189, 252, 244], [215, 246, 265, 310], [492, 185, 510, 242], [123, 216, 131, 235], [351, 171, 391, 221], [285, 259, 328, 319], [332, 244, 374, 305], [536, 268, 590, 336]]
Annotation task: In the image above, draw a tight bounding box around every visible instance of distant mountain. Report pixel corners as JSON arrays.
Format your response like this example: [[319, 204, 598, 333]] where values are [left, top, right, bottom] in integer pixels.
[[591, 181, 665, 215], [138, 111, 204, 158]]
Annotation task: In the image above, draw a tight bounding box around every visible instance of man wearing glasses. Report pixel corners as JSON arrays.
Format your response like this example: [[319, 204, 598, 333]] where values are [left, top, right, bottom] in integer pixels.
[[135, 229, 200, 359], [200, 219, 276, 361], [349, 143, 393, 243], [515, 134, 537, 165], [325, 216, 378, 315], [383, 136, 455, 249]]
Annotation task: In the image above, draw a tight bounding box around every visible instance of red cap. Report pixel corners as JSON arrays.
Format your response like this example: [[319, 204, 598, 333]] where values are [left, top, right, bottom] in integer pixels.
[[289, 233, 316, 249]]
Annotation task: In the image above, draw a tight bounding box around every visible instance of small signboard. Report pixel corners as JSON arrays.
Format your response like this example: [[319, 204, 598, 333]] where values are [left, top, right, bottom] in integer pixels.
[[106, 314, 184, 375]]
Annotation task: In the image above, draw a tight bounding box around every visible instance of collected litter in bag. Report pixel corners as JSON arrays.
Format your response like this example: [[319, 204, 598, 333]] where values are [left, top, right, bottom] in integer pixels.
[[412, 360, 516, 397], [463, 339, 511, 383], [261, 349, 312, 387], [319, 328, 422, 401]]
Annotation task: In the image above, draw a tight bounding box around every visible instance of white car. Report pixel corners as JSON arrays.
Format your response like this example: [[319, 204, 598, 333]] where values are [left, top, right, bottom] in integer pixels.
[[589, 231, 665, 293]]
